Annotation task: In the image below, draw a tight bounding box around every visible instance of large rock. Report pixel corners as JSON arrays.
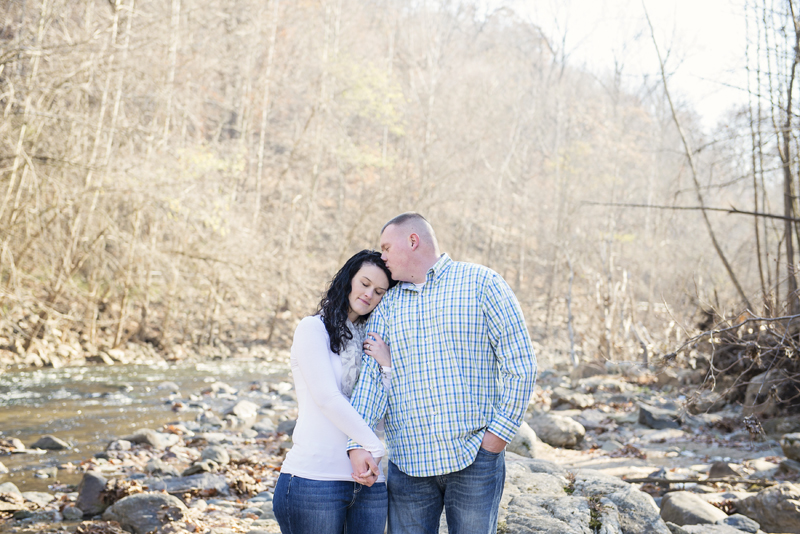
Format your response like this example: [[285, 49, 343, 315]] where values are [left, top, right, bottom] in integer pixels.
[[659, 491, 727, 526], [735, 482, 800, 534], [0, 461, 7, 474], [551, 387, 595, 409], [782, 432, 800, 461], [22, 491, 54, 508], [31, 435, 71, 450], [0, 482, 21, 496], [638, 403, 680, 430], [718, 514, 760, 533], [743, 369, 782, 417], [102, 492, 187, 534], [507, 422, 537, 458], [122, 429, 179, 449], [202, 445, 231, 466], [225, 400, 259, 421], [145, 458, 181, 478], [528, 414, 585, 448], [76, 471, 108, 516], [500, 458, 670, 534]]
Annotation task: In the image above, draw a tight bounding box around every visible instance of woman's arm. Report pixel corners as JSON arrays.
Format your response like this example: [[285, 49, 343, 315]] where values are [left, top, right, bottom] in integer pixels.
[[292, 317, 385, 458]]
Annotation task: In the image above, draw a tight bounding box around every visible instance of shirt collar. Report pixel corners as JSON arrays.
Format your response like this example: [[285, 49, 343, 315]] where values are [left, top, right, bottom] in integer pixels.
[[400, 253, 452, 291]]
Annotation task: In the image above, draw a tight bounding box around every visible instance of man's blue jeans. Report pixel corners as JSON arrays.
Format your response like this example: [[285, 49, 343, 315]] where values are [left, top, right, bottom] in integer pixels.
[[273, 473, 388, 534], [387, 448, 505, 534]]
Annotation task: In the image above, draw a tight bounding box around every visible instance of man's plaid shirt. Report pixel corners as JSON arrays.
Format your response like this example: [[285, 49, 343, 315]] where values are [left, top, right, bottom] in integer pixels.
[[348, 253, 537, 477]]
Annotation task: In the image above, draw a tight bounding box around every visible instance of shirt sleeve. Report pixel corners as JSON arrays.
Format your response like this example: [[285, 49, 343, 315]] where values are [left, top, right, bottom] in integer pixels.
[[346, 302, 390, 451], [293, 317, 385, 458], [482, 275, 538, 443]]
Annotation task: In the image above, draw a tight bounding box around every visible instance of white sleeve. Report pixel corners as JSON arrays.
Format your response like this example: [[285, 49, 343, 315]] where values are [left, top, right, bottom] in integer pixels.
[[292, 318, 385, 458]]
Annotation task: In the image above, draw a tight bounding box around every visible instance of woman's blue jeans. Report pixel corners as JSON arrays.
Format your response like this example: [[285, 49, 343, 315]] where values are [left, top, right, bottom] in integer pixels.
[[273, 473, 388, 534]]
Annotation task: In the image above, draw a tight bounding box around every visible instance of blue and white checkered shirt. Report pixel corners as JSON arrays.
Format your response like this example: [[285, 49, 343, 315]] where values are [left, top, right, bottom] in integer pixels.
[[348, 253, 537, 477]]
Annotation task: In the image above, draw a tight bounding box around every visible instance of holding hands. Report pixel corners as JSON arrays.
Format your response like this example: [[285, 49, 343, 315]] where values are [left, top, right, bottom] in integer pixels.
[[363, 332, 390, 367], [349, 448, 380, 486]]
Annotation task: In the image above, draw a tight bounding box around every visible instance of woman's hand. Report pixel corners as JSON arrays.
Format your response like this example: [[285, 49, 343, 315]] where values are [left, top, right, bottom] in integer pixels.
[[363, 332, 390, 367]]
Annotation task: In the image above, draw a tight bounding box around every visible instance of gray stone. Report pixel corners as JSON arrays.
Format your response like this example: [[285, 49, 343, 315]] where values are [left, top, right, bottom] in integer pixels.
[[528, 414, 585, 448], [0, 482, 22, 496], [551, 387, 596, 409], [665, 522, 690, 534], [62, 505, 84, 521], [145, 458, 181, 477], [659, 491, 727, 526], [253, 419, 276, 434], [601, 439, 624, 452], [143, 472, 230, 495], [735, 482, 800, 534], [501, 458, 670, 534], [226, 400, 259, 420], [200, 411, 225, 426], [102, 492, 188, 534], [743, 369, 783, 417], [681, 525, 746, 534], [183, 459, 219, 476], [638, 403, 681, 430], [0, 490, 25, 512], [31, 435, 71, 450], [1, 437, 26, 450], [202, 445, 231, 466], [507, 422, 537, 458], [107, 439, 132, 451], [717, 513, 760, 533], [21, 491, 54, 508], [779, 458, 800, 476], [76, 471, 108, 516], [277, 420, 297, 436], [762, 414, 800, 436], [708, 461, 739, 478], [0, 461, 7, 474], [122, 428, 179, 449], [781, 432, 800, 461], [35, 466, 58, 478]]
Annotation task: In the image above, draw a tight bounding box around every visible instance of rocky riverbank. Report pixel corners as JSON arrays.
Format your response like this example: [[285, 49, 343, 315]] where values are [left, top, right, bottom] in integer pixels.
[[1, 361, 799, 534]]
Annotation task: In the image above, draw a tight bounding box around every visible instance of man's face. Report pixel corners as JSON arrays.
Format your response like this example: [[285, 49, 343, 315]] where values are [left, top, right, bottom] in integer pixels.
[[380, 224, 411, 282]]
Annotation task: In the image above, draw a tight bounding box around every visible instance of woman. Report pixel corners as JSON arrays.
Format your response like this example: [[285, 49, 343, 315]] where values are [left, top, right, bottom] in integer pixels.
[[273, 250, 395, 534]]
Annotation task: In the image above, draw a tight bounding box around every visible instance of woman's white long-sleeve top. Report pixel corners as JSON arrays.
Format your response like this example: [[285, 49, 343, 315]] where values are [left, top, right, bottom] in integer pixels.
[[280, 315, 386, 482]]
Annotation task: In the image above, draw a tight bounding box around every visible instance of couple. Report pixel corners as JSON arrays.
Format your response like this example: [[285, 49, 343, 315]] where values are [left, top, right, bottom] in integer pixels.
[[273, 213, 538, 534]]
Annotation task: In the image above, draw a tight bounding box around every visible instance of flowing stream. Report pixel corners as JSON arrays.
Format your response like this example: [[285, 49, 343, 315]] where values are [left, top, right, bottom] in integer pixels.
[[0, 358, 289, 493]]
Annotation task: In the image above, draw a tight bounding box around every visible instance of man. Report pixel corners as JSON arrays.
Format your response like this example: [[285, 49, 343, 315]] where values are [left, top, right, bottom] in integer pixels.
[[348, 213, 537, 534]]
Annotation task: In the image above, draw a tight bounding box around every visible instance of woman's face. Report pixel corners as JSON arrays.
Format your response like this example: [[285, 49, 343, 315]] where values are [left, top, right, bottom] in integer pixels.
[[348, 263, 390, 321]]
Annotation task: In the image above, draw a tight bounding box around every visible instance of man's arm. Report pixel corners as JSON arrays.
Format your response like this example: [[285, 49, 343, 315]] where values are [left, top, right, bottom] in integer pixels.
[[346, 302, 391, 480], [482, 274, 538, 445]]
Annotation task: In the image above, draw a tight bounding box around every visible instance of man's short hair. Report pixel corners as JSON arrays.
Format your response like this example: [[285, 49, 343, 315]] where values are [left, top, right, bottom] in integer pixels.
[[381, 212, 430, 234]]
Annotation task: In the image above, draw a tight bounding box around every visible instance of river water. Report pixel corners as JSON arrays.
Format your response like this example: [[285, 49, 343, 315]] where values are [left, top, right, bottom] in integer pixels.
[[0, 357, 289, 493]]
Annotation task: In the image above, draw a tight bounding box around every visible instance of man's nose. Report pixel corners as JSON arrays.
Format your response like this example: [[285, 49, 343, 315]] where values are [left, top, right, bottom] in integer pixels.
[[380, 252, 387, 261]]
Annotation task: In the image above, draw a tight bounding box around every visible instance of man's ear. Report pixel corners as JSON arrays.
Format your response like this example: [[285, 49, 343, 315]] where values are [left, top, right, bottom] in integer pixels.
[[409, 233, 420, 250]]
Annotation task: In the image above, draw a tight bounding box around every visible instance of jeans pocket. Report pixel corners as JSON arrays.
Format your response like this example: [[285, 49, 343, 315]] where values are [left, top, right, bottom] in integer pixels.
[[477, 446, 502, 457]]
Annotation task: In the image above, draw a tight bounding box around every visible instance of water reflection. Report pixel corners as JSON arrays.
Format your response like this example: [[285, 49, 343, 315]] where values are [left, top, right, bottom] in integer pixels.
[[0, 357, 289, 492]]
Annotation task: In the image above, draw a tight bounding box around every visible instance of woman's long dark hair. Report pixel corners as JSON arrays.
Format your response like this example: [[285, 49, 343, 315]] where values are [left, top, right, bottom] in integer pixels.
[[318, 250, 394, 354]]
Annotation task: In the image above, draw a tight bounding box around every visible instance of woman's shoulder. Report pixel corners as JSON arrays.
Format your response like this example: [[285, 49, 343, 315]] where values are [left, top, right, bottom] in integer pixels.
[[295, 314, 326, 333]]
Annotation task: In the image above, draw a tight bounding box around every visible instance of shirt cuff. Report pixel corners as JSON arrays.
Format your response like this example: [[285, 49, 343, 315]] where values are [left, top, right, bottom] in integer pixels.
[[487, 413, 520, 444], [346, 439, 363, 452]]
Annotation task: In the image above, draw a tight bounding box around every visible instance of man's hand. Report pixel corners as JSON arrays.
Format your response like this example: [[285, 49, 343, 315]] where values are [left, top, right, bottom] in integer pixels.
[[349, 448, 380, 486], [481, 431, 507, 453]]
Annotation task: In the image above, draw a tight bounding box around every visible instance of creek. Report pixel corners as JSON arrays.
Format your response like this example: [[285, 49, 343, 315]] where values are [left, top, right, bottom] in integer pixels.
[[0, 358, 288, 493]]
